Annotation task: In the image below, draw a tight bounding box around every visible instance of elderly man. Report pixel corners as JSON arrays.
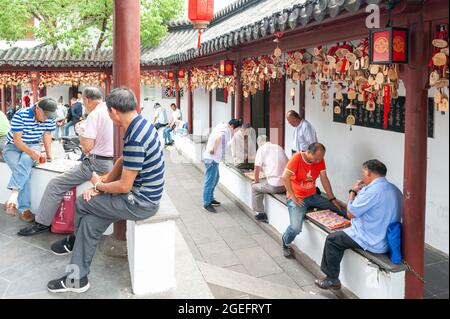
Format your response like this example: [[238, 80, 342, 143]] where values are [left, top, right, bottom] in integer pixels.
[[315, 160, 403, 290], [47, 87, 164, 293], [203, 119, 242, 213], [2, 98, 57, 222], [281, 143, 345, 258], [251, 135, 288, 223], [286, 110, 318, 156], [152, 103, 169, 130], [18, 87, 114, 236]]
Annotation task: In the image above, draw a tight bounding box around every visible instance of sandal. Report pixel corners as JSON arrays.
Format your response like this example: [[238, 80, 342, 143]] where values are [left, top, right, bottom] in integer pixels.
[[4, 201, 18, 217]]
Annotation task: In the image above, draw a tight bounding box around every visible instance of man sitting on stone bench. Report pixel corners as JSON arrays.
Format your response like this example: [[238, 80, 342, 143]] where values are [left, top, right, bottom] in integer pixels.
[[47, 87, 165, 293], [281, 143, 345, 258], [315, 160, 402, 290]]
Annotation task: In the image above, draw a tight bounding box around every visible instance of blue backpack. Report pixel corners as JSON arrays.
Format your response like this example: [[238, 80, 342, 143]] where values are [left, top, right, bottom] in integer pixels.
[[387, 222, 403, 264]]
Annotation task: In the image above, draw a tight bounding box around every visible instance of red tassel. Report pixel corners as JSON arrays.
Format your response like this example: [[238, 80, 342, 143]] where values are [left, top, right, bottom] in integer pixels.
[[197, 30, 203, 49], [383, 85, 391, 129], [224, 87, 228, 104]]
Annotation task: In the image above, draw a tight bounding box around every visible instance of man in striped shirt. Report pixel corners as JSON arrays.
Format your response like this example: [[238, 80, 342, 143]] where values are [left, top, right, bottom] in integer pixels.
[[47, 87, 164, 294], [2, 98, 57, 222]]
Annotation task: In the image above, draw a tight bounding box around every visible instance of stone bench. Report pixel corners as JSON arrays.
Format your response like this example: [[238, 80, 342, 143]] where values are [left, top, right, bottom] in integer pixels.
[[126, 192, 180, 295]]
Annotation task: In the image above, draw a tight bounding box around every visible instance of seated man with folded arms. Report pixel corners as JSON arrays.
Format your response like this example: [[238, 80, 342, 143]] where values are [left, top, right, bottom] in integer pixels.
[[252, 135, 288, 223], [18, 87, 114, 236], [281, 143, 346, 258], [315, 160, 403, 290], [47, 87, 165, 293]]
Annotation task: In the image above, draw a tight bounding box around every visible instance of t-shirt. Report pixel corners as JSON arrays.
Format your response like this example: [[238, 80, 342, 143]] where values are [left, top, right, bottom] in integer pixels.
[[292, 119, 318, 152], [172, 109, 182, 122], [254, 142, 289, 187], [55, 104, 67, 122], [155, 107, 169, 125], [285, 152, 326, 199], [0, 111, 10, 137], [22, 96, 31, 107], [123, 114, 165, 205], [82, 102, 114, 157], [203, 123, 231, 163], [6, 106, 56, 144]]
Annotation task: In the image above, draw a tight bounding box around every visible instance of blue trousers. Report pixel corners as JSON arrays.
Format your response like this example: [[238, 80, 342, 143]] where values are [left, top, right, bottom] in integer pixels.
[[203, 160, 219, 207]]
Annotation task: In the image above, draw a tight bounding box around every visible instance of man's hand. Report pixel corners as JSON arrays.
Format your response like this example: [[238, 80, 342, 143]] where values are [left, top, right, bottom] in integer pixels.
[[90, 172, 102, 186], [331, 199, 341, 210], [30, 150, 41, 161], [352, 180, 365, 193], [292, 196, 305, 207], [209, 149, 215, 155], [83, 188, 100, 202]]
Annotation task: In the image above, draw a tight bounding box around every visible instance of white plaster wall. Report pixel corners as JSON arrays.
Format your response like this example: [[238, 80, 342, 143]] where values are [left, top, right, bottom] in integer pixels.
[[180, 94, 188, 122], [212, 90, 232, 128], [193, 88, 210, 137], [304, 80, 449, 254]]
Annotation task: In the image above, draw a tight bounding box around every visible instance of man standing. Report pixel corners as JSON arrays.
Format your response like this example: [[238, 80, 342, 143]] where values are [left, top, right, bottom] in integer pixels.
[[203, 119, 242, 213], [281, 143, 345, 258], [286, 110, 318, 156], [64, 97, 83, 136], [0, 110, 10, 154], [2, 98, 57, 222], [54, 96, 68, 139], [152, 103, 169, 130], [252, 135, 288, 223], [47, 87, 164, 293], [163, 103, 182, 146], [18, 87, 114, 236], [22, 90, 31, 108], [315, 160, 403, 290]]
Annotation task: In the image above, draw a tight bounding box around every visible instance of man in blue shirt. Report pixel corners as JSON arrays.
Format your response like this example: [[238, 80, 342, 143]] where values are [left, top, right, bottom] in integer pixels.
[[47, 87, 164, 294], [2, 98, 57, 222], [63, 97, 83, 136], [315, 159, 403, 290]]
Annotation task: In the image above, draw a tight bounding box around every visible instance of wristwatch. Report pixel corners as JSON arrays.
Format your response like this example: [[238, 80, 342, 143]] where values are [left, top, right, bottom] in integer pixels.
[[349, 189, 358, 196]]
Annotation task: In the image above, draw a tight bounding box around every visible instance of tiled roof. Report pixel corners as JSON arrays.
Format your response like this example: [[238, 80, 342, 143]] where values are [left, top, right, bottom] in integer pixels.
[[0, 46, 113, 68]]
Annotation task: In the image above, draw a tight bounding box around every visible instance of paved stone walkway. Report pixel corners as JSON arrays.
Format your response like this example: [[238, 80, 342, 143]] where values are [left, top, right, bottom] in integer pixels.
[[163, 148, 336, 299]]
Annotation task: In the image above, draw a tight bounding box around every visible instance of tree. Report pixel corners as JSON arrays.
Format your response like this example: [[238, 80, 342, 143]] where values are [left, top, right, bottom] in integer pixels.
[[0, 0, 184, 55]]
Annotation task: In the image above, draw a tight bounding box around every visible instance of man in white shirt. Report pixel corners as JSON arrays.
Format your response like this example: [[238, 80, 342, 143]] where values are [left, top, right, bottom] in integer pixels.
[[252, 135, 289, 222], [203, 119, 242, 213], [287, 110, 318, 156], [163, 103, 182, 146], [230, 123, 257, 169], [152, 103, 169, 130]]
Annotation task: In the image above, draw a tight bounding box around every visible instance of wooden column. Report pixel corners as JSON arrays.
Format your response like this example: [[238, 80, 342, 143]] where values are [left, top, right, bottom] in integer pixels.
[[269, 77, 286, 147], [1, 85, 6, 114], [234, 62, 243, 120], [105, 77, 111, 95], [11, 85, 17, 109], [111, 0, 141, 243], [299, 81, 306, 119], [31, 72, 39, 104], [243, 95, 251, 124], [187, 72, 194, 134], [175, 78, 181, 109], [403, 12, 430, 299]]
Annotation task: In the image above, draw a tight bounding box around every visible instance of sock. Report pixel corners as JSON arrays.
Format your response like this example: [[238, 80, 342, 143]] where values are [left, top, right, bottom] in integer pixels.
[[8, 190, 19, 205]]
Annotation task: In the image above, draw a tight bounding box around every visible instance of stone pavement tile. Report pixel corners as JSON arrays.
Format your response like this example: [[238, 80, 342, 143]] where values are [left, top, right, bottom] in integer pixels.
[[252, 233, 284, 258], [301, 284, 339, 299], [0, 233, 14, 250], [234, 247, 283, 278], [0, 277, 10, 298], [218, 226, 259, 251], [273, 256, 317, 287], [208, 283, 250, 299], [225, 265, 250, 275], [261, 272, 300, 289], [206, 211, 241, 230], [227, 211, 265, 236], [197, 240, 241, 268], [0, 213, 29, 237], [176, 220, 204, 262], [425, 247, 448, 266], [184, 220, 223, 246], [425, 261, 449, 295], [435, 291, 449, 299], [197, 261, 323, 299], [18, 231, 67, 253]]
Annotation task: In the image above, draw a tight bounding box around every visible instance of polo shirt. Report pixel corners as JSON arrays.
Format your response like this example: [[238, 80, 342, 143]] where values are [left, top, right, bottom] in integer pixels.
[[6, 106, 56, 144], [123, 114, 165, 205], [292, 119, 318, 152]]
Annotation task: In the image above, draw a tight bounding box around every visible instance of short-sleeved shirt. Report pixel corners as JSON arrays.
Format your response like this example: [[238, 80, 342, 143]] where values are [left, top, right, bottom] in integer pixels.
[[285, 152, 326, 199], [155, 107, 169, 125], [255, 142, 289, 187], [6, 106, 56, 144], [123, 114, 165, 205], [172, 109, 182, 122], [0, 111, 10, 137], [203, 123, 231, 163], [292, 119, 318, 152], [345, 177, 403, 254], [82, 103, 114, 157]]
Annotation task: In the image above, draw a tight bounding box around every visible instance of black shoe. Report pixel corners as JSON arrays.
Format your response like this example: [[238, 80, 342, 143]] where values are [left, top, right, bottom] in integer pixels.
[[315, 278, 342, 290], [47, 275, 90, 293], [17, 222, 50, 237], [203, 205, 217, 213], [282, 236, 293, 258], [51, 235, 76, 256], [255, 213, 268, 223], [211, 200, 221, 207]]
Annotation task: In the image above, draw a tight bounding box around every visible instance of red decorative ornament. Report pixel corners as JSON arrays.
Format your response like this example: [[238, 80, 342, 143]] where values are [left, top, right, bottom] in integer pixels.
[[167, 71, 175, 80], [188, 0, 214, 49], [369, 27, 409, 64], [219, 60, 234, 76], [177, 68, 186, 79], [383, 84, 391, 129]]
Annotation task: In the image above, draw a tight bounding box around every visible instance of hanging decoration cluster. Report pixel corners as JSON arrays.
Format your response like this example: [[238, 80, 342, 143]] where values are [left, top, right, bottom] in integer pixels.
[[39, 72, 108, 87], [0, 72, 30, 86], [429, 25, 449, 114], [190, 66, 236, 94], [141, 71, 174, 88], [241, 55, 284, 98]]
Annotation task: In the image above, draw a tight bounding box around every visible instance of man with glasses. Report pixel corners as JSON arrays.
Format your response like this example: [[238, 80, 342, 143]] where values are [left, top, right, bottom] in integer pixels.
[[2, 98, 57, 222], [18, 87, 114, 237]]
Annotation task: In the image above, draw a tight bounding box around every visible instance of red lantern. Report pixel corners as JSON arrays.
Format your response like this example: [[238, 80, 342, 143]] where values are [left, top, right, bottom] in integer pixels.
[[167, 71, 175, 80], [177, 68, 186, 79], [188, 0, 214, 49], [219, 60, 234, 76], [369, 27, 409, 65]]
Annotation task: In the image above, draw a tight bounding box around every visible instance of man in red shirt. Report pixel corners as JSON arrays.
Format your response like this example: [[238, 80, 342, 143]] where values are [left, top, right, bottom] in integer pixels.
[[22, 90, 31, 108], [281, 143, 346, 258]]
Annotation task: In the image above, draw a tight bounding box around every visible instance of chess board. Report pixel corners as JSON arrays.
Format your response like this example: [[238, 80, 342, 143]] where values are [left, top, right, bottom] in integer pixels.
[[35, 159, 80, 174], [243, 171, 265, 181], [306, 210, 351, 231]]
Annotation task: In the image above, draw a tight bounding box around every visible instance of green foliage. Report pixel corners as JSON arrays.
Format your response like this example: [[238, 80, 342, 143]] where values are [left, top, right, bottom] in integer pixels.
[[0, 0, 184, 55]]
